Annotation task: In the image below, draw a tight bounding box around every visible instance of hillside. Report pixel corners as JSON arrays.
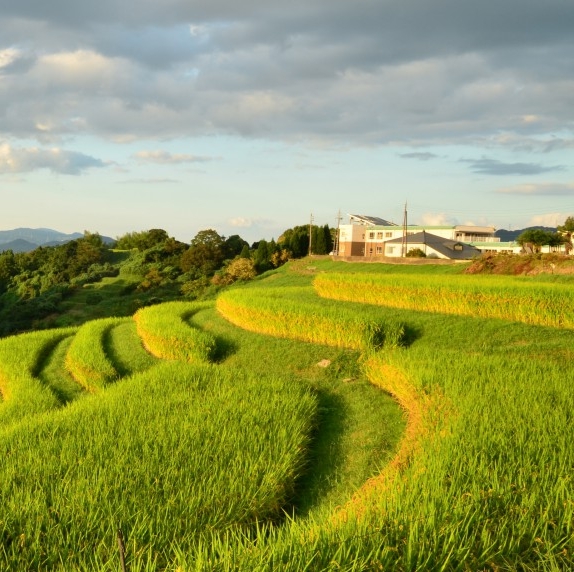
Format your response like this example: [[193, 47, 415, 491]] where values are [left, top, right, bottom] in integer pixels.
[[0, 227, 115, 252], [0, 259, 572, 570]]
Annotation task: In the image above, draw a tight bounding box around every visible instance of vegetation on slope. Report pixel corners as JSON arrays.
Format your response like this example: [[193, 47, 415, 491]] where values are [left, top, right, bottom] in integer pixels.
[[1, 252, 573, 570]]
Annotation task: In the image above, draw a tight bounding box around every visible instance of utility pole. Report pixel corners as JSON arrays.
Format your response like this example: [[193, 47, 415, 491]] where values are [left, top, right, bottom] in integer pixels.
[[401, 201, 408, 257], [308, 213, 314, 256], [334, 210, 343, 256]]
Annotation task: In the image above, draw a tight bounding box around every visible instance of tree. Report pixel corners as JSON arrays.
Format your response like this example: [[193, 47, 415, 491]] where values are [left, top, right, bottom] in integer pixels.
[[278, 225, 309, 258], [180, 229, 226, 276], [212, 258, 257, 286], [239, 244, 251, 259], [0, 250, 17, 295], [516, 229, 563, 253], [312, 224, 333, 255], [224, 234, 249, 259], [558, 216, 574, 253], [253, 239, 272, 272], [115, 229, 169, 251], [279, 224, 334, 257]]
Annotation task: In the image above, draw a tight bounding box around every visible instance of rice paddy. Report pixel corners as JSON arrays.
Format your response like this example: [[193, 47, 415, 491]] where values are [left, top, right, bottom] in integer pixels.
[[0, 259, 572, 570]]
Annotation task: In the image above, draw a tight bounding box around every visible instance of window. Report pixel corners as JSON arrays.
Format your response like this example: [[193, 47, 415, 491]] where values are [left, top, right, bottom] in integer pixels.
[[376, 246, 383, 254], [368, 232, 375, 239], [385, 232, 392, 238], [387, 246, 395, 254], [376, 232, 383, 239]]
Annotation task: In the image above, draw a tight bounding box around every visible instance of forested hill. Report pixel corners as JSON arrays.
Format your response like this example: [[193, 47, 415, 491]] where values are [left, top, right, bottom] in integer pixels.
[[0, 225, 334, 338]]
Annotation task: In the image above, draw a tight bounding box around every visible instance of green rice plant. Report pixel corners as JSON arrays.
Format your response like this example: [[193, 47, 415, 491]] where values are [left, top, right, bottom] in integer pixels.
[[35, 334, 87, 405], [0, 328, 76, 428], [191, 305, 407, 518], [65, 317, 126, 391], [134, 301, 216, 363], [314, 272, 574, 328], [0, 361, 317, 571], [180, 264, 574, 571], [217, 286, 406, 351], [105, 319, 159, 377], [4, 259, 574, 570]]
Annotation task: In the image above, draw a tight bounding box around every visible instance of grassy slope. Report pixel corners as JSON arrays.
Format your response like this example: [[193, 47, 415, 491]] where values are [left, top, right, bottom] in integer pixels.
[[3, 256, 571, 570], [177, 259, 574, 571], [0, 258, 407, 570]]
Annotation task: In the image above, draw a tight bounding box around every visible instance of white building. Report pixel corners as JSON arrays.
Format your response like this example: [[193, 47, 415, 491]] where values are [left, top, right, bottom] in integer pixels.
[[337, 214, 498, 259]]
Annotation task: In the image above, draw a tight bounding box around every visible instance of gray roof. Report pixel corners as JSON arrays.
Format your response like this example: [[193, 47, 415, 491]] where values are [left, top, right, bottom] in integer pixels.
[[385, 231, 480, 260], [349, 214, 397, 226]]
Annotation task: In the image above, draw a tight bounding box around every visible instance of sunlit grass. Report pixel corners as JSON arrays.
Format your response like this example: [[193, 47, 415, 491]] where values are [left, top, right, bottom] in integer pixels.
[[0, 362, 317, 570], [134, 301, 216, 363]]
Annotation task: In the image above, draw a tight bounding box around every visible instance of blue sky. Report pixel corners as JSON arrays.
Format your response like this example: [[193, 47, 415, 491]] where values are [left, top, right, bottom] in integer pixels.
[[1, 0, 573, 243]]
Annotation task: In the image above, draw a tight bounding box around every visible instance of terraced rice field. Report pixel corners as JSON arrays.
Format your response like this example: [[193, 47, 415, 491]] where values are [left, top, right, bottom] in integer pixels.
[[0, 259, 572, 571]]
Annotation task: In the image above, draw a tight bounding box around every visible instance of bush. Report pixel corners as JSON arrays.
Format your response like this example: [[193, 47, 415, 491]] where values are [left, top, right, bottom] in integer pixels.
[[406, 248, 426, 258]]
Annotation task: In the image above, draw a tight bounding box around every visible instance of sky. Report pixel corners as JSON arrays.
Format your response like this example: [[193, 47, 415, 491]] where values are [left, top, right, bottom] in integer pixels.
[[1, 0, 573, 244]]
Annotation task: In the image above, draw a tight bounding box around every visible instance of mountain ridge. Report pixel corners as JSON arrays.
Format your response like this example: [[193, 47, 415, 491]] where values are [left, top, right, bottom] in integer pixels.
[[0, 228, 115, 252]]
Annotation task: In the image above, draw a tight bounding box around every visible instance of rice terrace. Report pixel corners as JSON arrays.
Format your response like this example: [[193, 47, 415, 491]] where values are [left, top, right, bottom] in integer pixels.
[[0, 257, 573, 571]]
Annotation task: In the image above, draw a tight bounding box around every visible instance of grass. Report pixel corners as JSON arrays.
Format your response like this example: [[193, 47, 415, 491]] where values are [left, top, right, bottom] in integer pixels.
[[176, 262, 574, 570], [35, 334, 86, 405], [3, 257, 572, 570], [0, 362, 317, 571], [134, 301, 217, 363], [217, 285, 406, 351], [104, 319, 158, 377], [0, 328, 76, 429], [192, 306, 406, 517], [65, 318, 125, 391]]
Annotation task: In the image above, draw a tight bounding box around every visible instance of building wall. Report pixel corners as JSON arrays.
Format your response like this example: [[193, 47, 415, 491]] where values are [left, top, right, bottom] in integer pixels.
[[384, 242, 449, 259], [338, 224, 367, 256]]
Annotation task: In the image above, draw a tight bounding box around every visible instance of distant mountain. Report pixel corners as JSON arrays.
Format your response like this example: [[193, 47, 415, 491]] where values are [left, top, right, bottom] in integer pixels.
[[0, 228, 115, 253], [0, 228, 84, 246], [0, 239, 39, 253], [495, 226, 556, 242]]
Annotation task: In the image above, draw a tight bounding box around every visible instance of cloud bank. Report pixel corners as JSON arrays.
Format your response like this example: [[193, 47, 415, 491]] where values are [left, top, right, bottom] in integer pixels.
[[0, 0, 572, 150]]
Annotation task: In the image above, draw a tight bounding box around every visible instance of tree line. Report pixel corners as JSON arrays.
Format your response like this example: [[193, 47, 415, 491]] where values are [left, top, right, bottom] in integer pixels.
[[516, 217, 574, 253], [0, 224, 334, 337]]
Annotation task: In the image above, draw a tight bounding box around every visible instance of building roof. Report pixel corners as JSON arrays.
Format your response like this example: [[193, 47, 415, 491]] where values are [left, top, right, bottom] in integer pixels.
[[348, 214, 397, 226], [385, 231, 480, 260]]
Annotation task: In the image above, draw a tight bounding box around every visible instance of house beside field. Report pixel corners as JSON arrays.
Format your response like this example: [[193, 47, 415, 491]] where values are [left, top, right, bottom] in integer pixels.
[[334, 214, 572, 259], [336, 214, 497, 259]]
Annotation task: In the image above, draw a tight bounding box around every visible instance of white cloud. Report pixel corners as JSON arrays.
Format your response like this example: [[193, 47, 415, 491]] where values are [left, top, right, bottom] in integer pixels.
[[0, 143, 106, 175], [418, 212, 457, 226], [529, 213, 571, 227], [0, 47, 20, 69], [228, 217, 255, 228]]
